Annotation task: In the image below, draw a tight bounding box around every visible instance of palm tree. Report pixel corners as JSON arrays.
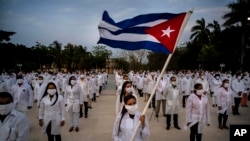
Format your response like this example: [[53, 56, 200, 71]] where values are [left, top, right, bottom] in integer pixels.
[[190, 18, 211, 45], [50, 41, 63, 71], [207, 20, 221, 44], [223, 0, 250, 70]]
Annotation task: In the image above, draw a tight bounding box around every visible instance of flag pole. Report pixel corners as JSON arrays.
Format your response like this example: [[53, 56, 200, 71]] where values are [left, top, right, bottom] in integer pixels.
[[129, 10, 193, 141]]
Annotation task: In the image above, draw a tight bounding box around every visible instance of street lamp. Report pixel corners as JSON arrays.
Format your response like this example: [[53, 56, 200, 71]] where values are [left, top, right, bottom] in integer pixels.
[[248, 17, 250, 21], [17, 64, 22, 72], [220, 63, 225, 72]]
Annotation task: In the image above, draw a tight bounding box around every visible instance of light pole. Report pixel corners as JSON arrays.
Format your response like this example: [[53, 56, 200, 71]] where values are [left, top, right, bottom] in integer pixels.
[[220, 63, 225, 72], [17, 64, 22, 72]]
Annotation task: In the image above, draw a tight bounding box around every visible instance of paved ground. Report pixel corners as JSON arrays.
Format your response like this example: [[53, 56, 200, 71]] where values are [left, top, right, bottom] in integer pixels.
[[29, 74, 250, 141]]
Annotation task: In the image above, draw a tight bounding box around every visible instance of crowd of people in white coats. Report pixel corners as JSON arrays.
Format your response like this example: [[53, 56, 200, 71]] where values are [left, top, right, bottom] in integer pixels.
[[0, 69, 250, 141], [113, 70, 250, 141], [0, 70, 108, 141]]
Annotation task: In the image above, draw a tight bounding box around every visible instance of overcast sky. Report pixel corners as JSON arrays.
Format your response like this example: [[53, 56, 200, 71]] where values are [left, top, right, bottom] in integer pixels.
[[0, 0, 231, 52]]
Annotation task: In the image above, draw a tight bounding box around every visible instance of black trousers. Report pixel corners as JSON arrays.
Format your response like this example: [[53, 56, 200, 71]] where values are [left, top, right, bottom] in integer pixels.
[[182, 95, 189, 108], [233, 97, 242, 114], [149, 94, 156, 108], [138, 89, 143, 97], [190, 123, 202, 141], [99, 86, 102, 94], [46, 122, 61, 141]]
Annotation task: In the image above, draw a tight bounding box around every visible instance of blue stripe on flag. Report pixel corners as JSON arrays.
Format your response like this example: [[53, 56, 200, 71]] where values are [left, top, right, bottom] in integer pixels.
[[103, 10, 185, 29], [99, 26, 147, 35], [98, 38, 171, 54]]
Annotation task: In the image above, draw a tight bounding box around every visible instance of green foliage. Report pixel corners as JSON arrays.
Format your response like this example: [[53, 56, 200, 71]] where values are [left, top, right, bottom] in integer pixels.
[[0, 30, 16, 43], [113, 58, 129, 72], [0, 0, 249, 72]]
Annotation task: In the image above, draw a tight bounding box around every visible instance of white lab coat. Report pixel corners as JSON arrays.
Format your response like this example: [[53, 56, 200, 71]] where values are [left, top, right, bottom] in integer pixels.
[[0, 109, 29, 141], [77, 79, 88, 102], [142, 77, 148, 93], [11, 83, 33, 113], [155, 79, 166, 101], [64, 84, 83, 112], [231, 79, 245, 98], [195, 78, 210, 94], [211, 79, 222, 94], [0, 80, 9, 92], [113, 111, 150, 141], [34, 82, 47, 106], [163, 85, 180, 114], [146, 75, 155, 94], [136, 76, 144, 90], [216, 87, 234, 114], [180, 77, 192, 96], [39, 95, 65, 135], [185, 93, 211, 133]]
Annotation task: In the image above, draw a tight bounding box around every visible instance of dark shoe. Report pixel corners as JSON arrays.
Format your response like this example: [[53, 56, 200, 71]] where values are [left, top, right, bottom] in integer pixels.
[[85, 115, 88, 118], [156, 114, 159, 118], [219, 125, 223, 129], [236, 113, 240, 115], [88, 106, 92, 109], [69, 127, 74, 132], [79, 114, 83, 118], [163, 114, 167, 117], [174, 126, 181, 130], [223, 125, 229, 129], [75, 127, 79, 132], [166, 126, 170, 130]]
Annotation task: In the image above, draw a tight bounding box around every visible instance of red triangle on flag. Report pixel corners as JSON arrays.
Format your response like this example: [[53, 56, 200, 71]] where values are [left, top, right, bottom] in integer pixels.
[[145, 13, 186, 53]]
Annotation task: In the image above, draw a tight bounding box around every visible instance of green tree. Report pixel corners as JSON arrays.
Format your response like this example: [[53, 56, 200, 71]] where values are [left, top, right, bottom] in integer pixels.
[[91, 45, 112, 69], [49, 41, 63, 71], [223, 0, 250, 70], [0, 30, 16, 43], [190, 18, 211, 45]]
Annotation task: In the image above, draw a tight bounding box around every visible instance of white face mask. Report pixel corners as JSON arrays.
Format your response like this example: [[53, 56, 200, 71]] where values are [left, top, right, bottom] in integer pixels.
[[70, 80, 76, 85], [38, 79, 43, 84], [224, 83, 229, 88], [125, 104, 138, 115], [171, 81, 177, 86], [17, 79, 23, 84], [126, 87, 132, 93], [0, 103, 14, 115], [47, 89, 57, 95], [237, 76, 242, 80], [201, 76, 205, 79], [196, 89, 204, 95]]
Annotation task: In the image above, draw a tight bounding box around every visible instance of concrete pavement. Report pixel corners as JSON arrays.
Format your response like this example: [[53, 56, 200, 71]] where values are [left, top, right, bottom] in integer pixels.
[[29, 74, 250, 141]]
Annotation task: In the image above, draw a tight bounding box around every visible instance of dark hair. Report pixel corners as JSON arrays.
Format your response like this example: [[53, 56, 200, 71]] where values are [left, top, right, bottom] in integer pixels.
[[214, 74, 220, 78], [170, 76, 176, 81], [40, 82, 58, 106], [194, 83, 202, 90], [16, 74, 23, 79], [221, 79, 229, 87], [38, 75, 44, 79], [0, 92, 13, 102], [68, 75, 76, 85], [118, 94, 136, 133], [119, 81, 132, 103]]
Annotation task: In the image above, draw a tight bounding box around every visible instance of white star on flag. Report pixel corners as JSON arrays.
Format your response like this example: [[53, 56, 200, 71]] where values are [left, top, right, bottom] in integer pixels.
[[161, 26, 175, 38]]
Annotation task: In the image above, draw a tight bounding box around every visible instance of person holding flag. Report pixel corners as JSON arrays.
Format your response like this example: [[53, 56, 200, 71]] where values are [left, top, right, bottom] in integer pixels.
[[98, 9, 192, 141]]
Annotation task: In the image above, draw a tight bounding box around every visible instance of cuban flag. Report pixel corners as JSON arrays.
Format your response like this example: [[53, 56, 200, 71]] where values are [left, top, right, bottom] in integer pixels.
[[97, 11, 189, 54]]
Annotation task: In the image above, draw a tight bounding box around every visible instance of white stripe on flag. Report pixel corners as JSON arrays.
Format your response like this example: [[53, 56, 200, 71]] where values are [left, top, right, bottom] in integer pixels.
[[99, 28, 160, 43]]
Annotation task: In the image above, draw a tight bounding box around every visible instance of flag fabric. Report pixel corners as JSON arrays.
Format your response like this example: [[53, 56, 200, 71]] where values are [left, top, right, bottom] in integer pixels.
[[97, 11, 187, 54]]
